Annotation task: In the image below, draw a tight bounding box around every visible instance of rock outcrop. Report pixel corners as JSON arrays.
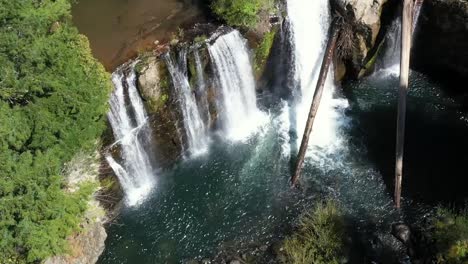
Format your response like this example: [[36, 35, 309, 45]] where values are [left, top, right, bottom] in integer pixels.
[[135, 54, 184, 166], [413, 0, 468, 80], [44, 202, 107, 264], [133, 25, 278, 166], [44, 151, 108, 264], [331, 0, 392, 79]]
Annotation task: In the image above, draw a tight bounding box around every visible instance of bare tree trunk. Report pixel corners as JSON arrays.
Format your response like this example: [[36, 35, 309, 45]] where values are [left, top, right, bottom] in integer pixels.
[[395, 0, 413, 208], [291, 18, 340, 187]]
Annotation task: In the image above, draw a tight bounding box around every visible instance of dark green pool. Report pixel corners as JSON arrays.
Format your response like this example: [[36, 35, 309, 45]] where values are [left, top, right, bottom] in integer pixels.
[[98, 71, 468, 263]]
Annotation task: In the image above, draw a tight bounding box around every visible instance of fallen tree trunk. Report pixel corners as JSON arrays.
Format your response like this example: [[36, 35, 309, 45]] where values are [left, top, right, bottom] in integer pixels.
[[394, 0, 414, 208], [291, 18, 341, 187]]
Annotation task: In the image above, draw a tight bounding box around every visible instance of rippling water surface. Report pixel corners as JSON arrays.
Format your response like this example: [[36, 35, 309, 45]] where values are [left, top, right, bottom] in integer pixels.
[[99, 71, 468, 263]]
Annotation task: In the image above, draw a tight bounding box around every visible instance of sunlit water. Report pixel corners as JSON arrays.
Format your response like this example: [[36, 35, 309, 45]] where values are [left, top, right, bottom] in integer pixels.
[[99, 70, 468, 263]]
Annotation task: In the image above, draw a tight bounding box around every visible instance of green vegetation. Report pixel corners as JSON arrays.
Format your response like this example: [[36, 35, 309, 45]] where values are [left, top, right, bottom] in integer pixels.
[[283, 201, 347, 264], [210, 0, 274, 28], [194, 35, 208, 44], [0, 0, 111, 262], [254, 29, 276, 76], [431, 208, 468, 263]]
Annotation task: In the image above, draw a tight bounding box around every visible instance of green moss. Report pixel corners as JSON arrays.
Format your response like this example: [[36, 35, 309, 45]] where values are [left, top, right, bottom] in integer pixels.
[[194, 35, 208, 44], [145, 60, 170, 112], [431, 208, 468, 263], [187, 52, 198, 89], [254, 29, 276, 77], [283, 200, 347, 264]]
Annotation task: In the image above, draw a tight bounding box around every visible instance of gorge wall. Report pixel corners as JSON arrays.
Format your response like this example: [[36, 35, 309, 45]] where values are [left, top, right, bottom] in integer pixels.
[[412, 0, 468, 81]]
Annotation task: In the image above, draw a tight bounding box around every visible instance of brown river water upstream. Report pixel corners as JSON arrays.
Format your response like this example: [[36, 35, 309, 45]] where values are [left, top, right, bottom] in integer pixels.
[[72, 0, 206, 70]]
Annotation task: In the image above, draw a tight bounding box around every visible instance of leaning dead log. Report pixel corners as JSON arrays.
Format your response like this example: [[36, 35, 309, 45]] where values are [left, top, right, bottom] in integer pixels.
[[291, 18, 341, 187], [394, 0, 414, 209]]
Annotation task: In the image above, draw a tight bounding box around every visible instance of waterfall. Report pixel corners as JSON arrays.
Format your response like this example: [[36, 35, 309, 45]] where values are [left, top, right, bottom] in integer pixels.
[[208, 30, 268, 141], [193, 49, 212, 127], [286, 0, 348, 160], [106, 65, 155, 206], [377, 2, 424, 77], [376, 18, 402, 77], [165, 50, 209, 157]]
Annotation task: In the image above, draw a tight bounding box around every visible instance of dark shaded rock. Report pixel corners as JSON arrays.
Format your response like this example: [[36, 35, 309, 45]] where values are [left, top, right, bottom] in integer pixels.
[[392, 223, 411, 245], [136, 55, 184, 167], [413, 0, 468, 82]]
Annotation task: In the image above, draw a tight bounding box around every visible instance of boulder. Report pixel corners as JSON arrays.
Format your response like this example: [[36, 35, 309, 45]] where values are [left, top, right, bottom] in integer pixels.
[[392, 223, 411, 245], [331, 0, 390, 79]]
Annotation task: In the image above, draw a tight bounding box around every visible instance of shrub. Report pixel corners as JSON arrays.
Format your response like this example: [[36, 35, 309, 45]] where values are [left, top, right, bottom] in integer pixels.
[[210, 0, 273, 28], [283, 201, 347, 264], [431, 208, 468, 264], [0, 0, 111, 262]]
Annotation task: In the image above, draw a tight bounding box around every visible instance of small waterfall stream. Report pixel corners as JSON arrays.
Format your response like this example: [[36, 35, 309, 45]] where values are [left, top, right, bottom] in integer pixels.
[[106, 65, 155, 206], [208, 30, 268, 141], [165, 51, 209, 157], [377, 3, 424, 76]]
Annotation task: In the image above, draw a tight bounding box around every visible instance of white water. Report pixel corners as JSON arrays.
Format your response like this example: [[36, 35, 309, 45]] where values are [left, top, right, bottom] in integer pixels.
[[208, 30, 268, 141], [376, 3, 424, 77], [193, 49, 212, 127], [165, 51, 209, 157], [286, 0, 349, 160], [107, 66, 155, 206], [376, 18, 402, 77]]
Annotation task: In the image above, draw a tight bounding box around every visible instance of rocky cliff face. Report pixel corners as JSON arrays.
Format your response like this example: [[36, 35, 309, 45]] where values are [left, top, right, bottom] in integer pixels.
[[131, 24, 278, 167], [44, 152, 108, 264], [413, 0, 468, 81], [331, 0, 391, 79]]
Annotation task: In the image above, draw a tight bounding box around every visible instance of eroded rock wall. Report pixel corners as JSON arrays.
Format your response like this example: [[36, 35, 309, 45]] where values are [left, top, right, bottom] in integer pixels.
[[331, 0, 391, 79]]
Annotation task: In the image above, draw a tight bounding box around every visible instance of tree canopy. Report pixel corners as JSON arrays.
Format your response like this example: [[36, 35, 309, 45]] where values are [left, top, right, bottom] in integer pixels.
[[0, 0, 111, 262]]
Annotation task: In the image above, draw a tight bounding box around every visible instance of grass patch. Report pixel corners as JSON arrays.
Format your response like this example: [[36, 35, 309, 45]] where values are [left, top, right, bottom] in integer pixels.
[[283, 200, 347, 264]]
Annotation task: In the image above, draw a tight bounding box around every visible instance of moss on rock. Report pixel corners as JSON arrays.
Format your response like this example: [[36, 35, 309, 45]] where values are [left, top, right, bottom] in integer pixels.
[[253, 28, 277, 78]]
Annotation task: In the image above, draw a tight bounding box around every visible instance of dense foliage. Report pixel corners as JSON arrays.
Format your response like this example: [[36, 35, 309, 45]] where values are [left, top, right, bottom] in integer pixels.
[[431, 208, 468, 263], [210, 0, 273, 28], [0, 0, 111, 262], [283, 201, 347, 264]]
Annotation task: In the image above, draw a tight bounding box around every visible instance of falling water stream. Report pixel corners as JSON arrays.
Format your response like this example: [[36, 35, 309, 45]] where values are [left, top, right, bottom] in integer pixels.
[[100, 0, 468, 263], [106, 65, 155, 206], [165, 51, 210, 157], [208, 30, 269, 141]]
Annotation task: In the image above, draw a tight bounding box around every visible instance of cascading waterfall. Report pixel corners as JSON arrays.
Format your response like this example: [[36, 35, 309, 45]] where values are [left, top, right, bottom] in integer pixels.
[[193, 49, 212, 127], [165, 50, 209, 156], [208, 30, 268, 141], [106, 65, 155, 206], [286, 0, 348, 160]]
